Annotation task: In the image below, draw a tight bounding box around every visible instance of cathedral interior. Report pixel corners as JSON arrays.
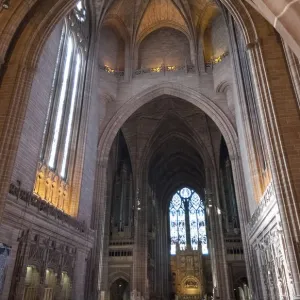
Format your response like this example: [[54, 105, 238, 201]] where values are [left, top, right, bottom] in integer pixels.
[[0, 0, 300, 299]]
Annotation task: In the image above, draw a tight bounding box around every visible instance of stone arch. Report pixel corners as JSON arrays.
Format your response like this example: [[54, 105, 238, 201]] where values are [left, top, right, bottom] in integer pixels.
[[102, 14, 130, 44], [216, 80, 231, 94], [97, 82, 239, 165], [216, 0, 258, 45], [0, 0, 80, 220], [109, 271, 131, 287], [136, 22, 190, 46], [93, 82, 251, 295]]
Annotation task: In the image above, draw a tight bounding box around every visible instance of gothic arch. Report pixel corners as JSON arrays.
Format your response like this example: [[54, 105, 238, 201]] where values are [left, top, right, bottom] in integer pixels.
[[102, 14, 130, 43], [93, 82, 253, 296], [0, 0, 82, 220], [97, 82, 239, 165], [109, 271, 131, 287], [136, 22, 191, 46]]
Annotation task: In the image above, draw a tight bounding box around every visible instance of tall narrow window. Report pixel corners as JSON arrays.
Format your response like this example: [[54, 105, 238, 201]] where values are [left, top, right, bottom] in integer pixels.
[[48, 36, 74, 169], [60, 52, 82, 178], [169, 187, 208, 255], [34, 1, 88, 215]]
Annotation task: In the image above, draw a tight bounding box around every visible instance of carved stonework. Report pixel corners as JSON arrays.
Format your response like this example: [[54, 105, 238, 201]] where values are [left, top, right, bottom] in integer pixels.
[[171, 246, 204, 298], [34, 164, 70, 213], [247, 182, 275, 236], [9, 231, 76, 299], [9, 182, 86, 233], [252, 216, 294, 299]]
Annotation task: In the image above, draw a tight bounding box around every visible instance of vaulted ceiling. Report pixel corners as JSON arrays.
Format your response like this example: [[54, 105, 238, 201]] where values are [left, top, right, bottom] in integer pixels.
[[100, 0, 219, 42], [119, 96, 222, 204]]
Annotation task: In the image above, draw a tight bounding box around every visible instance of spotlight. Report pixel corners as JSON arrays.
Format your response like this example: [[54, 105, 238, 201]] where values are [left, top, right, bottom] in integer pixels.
[[2, 0, 10, 9]]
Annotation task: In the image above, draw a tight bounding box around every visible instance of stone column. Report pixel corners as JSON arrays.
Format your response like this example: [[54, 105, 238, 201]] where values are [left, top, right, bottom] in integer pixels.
[[184, 200, 191, 249], [282, 40, 300, 109], [72, 248, 88, 300], [90, 162, 111, 300], [132, 181, 148, 299], [246, 25, 300, 299], [206, 167, 232, 300]]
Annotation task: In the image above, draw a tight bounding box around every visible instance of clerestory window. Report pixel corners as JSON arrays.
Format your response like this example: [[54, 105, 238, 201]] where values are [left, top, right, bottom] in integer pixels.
[[169, 187, 208, 255], [34, 1, 87, 214]]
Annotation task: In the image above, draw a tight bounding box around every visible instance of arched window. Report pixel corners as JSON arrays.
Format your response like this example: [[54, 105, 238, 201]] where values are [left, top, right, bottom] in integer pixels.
[[34, 1, 88, 215], [169, 187, 208, 255]]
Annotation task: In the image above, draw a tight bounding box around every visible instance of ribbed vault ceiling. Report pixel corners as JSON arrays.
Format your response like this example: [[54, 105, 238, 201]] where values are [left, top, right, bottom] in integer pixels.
[[120, 96, 221, 205], [103, 0, 219, 41]]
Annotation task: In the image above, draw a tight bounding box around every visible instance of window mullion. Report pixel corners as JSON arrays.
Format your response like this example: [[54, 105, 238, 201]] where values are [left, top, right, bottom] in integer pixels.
[[40, 24, 66, 162], [47, 33, 74, 170], [63, 51, 86, 182], [56, 39, 77, 178]]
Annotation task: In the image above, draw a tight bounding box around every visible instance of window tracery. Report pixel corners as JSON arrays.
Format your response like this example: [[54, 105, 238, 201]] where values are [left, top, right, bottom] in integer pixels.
[[169, 187, 208, 255], [33, 1, 88, 216], [74, 1, 86, 22]]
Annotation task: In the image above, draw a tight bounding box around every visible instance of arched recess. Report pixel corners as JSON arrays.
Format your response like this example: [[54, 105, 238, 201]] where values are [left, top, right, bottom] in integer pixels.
[[93, 82, 252, 295], [0, 0, 81, 220], [110, 278, 130, 300], [108, 271, 131, 287], [97, 83, 238, 163], [98, 25, 125, 71], [137, 27, 192, 69], [136, 23, 190, 47]]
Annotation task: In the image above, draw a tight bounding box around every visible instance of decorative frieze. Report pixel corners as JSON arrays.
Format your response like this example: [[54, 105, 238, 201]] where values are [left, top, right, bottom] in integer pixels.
[[9, 182, 86, 233], [251, 221, 294, 299], [9, 231, 75, 299]]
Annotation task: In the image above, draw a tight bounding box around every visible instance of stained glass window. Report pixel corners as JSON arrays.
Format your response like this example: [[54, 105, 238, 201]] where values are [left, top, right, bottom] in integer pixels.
[[169, 187, 208, 255]]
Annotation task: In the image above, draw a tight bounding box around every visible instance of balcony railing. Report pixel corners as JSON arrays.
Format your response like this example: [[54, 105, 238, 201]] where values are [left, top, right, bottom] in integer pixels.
[[99, 65, 124, 78], [134, 64, 195, 77]]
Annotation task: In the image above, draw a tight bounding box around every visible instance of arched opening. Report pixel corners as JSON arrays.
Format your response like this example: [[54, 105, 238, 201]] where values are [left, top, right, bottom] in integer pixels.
[[100, 94, 247, 299], [110, 278, 130, 300]]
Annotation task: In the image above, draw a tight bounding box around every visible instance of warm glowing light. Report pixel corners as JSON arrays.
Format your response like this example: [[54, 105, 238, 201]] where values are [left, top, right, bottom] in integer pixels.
[[151, 67, 161, 73], [34, 164, 71, 214], [211, 51, 229, 65], [105, 65, 115, 73], [214, 56, 222, 63], [167, 66, 176, 71]]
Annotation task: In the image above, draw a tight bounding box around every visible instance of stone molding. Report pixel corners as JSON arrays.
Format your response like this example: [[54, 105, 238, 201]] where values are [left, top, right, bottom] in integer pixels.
[[247, 182, 275, 237], [8, 183, 88, 233]]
